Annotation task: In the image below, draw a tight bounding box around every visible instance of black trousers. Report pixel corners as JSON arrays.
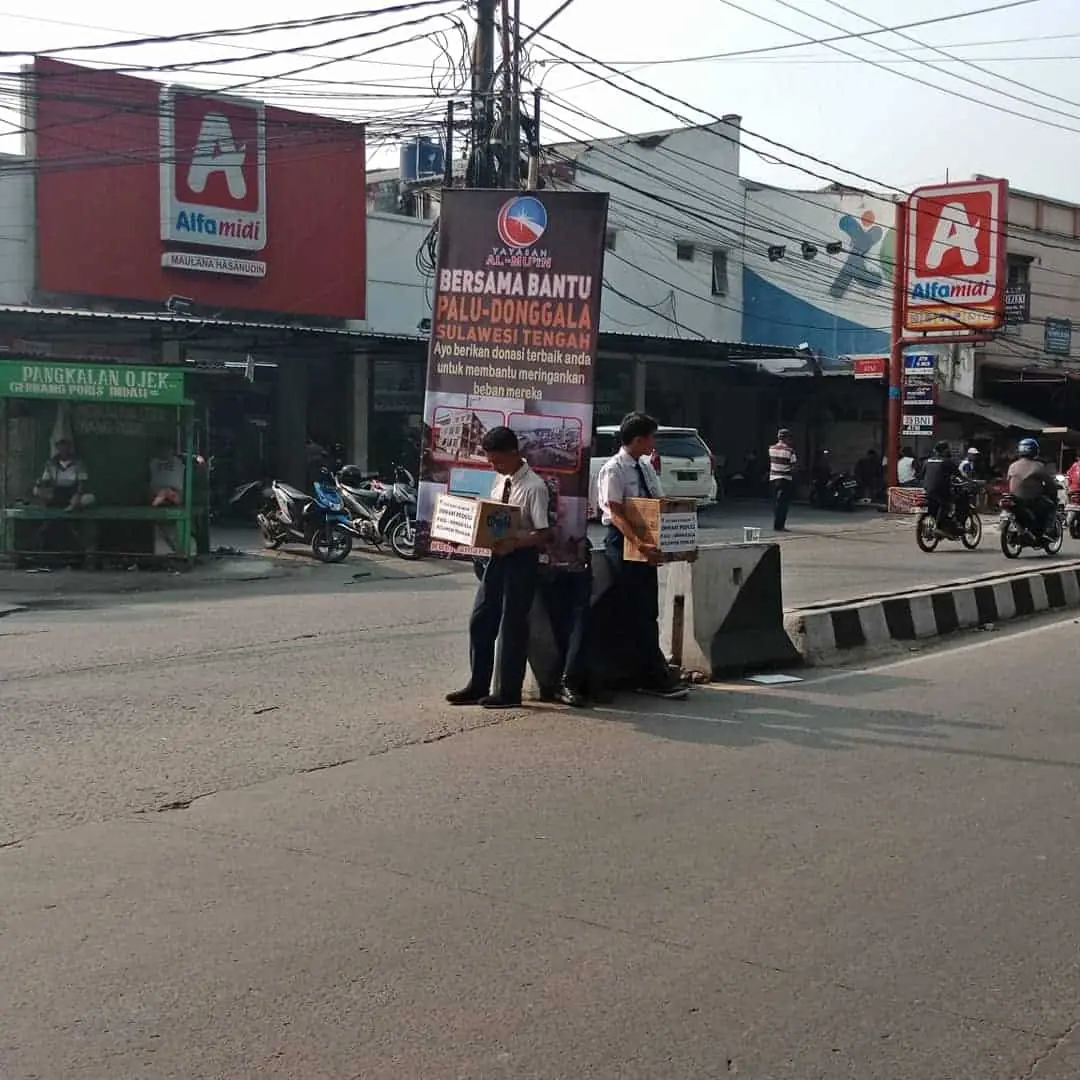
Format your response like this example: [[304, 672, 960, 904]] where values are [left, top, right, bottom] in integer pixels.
[[1015, 496, 1054, 536], [603, 526, 671, 689], [468, 548, 539, 701], [772, 479, 793, 530], [541, 566, 592, 691]]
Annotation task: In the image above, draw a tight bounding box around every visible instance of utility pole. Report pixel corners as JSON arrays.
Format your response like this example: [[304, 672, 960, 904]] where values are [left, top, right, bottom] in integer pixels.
[[499, 0, 513, 187], [507, 0, 523, 187], [444, 100, 454, 187], [470, 0, 496, 188], [886, 200, 909, 490], [527, 88, 540, 190]]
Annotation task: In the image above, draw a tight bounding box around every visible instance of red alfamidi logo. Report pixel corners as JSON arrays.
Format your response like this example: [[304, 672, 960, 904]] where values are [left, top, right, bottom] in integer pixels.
[[904, 179, 1007, 331], [159, 87, 267, 252]]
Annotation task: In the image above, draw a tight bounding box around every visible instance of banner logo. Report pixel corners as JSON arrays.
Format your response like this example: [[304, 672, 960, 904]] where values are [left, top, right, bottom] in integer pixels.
[[497, 196, 548, 249]]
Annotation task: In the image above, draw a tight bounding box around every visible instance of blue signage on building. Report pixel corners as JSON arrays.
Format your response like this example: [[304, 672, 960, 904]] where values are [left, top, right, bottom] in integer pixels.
[[903, 353, 936, 372], [1045, 317, 1072, 356]]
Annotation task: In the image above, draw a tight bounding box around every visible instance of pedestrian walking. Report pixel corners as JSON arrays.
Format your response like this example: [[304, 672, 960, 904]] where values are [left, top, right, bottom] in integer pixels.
[[768, 428, 798, 532]]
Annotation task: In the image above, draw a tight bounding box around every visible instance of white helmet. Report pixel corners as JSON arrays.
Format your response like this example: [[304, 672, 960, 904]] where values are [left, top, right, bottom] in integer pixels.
[[966, 447, 979, 456]]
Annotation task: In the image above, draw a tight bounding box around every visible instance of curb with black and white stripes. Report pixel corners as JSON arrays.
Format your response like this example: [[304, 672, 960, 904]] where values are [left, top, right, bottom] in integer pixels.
[[785, 562, 1080, 664]]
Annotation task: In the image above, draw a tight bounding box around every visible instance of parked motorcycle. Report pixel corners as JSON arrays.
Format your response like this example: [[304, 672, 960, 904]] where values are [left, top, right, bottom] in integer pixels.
[[914, 481, 983, 553], [335, 463, 419, 560], [809, 471, 859, 511], [1066, 489, 1080, 540], [232, 472, 355, 563], [998, 493, 1065, 559]]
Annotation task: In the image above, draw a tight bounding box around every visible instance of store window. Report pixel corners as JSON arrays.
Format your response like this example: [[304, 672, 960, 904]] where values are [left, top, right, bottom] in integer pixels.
[[1007, 253, 1032, 284], [369, 355, 426, 478], [711, 249, 729, 297], [594, 356, 634, 427]]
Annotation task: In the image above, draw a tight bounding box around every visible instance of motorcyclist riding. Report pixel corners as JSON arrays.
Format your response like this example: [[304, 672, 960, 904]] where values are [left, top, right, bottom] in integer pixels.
[[1007, 437, 1058, 539], [921, 441, 960, 535], [958, 447, 980, 480]]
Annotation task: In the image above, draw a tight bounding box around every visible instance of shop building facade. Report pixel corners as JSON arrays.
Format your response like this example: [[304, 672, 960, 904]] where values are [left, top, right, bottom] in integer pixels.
[[0, 57, 369, 516]]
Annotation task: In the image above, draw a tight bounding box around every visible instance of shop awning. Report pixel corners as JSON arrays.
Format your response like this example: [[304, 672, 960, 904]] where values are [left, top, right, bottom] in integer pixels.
[[598, 332, 805, 365], [0, 303, 379, 339], [937, 389, 1061, 433]]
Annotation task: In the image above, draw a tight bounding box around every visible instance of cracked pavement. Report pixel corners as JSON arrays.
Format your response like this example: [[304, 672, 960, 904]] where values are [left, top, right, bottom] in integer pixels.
[[3, 540, 1080, 1078]]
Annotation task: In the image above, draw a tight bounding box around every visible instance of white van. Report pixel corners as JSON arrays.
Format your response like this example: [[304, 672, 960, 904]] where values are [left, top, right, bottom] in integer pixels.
[[588, 425, 718, 519]]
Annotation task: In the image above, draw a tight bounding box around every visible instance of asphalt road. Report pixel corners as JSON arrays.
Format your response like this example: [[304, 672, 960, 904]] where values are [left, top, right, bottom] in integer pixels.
[[690, 502, 1080, 607], [3, 546, 1080, 1076]]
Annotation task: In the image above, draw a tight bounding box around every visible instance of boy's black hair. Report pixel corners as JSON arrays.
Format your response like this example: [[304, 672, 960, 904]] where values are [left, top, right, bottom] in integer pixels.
[[619, 412, 659, 446], [481, 426, 519, 453]]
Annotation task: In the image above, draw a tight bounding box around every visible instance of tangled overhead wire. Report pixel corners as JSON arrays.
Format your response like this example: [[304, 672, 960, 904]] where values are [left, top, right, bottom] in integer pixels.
[[416, 218, 440, 279]]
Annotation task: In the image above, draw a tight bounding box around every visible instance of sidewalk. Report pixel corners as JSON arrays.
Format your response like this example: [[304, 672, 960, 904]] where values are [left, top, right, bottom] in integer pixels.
[[0, 525, 466, 601], [1, 513, 1053, 613], [0, 526, 296, 598]]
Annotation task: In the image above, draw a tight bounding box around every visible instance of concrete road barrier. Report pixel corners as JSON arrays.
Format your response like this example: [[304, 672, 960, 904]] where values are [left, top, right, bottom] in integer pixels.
[[520, 542, 801, 693], [660, 542, 801, 679], [786, 561, 1080, 665], [521, 557, 615, 699]]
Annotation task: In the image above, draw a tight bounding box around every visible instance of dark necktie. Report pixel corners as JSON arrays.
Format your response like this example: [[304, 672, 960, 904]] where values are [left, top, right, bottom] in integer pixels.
[[635, 460, 653, 497], [501, 477, 512, 504]]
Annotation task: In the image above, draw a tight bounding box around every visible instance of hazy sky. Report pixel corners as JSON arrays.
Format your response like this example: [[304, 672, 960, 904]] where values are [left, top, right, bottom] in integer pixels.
[[1, 0, 1078, 200]]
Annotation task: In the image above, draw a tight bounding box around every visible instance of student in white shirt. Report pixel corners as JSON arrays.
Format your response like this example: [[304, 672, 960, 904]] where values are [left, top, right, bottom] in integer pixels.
[[597, 412, 688, 700], [447, 426, 552, 710]]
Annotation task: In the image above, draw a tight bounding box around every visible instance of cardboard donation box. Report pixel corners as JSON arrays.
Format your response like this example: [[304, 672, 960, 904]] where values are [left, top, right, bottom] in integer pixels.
[[431, 493, 521, 549], [623, 497, 699, 562]]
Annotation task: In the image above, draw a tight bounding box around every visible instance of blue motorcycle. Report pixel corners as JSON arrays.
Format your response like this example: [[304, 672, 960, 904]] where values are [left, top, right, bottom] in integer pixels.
[[236, 471, 356, 563]]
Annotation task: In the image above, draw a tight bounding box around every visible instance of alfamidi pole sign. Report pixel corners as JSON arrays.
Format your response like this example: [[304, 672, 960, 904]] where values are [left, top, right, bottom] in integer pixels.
[[415, 189, 609, 570], [902, 179, 1008, 333]]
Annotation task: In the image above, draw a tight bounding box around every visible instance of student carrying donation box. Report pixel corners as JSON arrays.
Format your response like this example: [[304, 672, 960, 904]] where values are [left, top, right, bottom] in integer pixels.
[[622, 497, 699, 563], [431, 493, 522, 550]]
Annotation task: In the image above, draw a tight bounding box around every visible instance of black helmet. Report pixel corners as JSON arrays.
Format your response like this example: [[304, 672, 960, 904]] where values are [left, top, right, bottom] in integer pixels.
[[338, 464, 368, 487], [933, 440, 950, 456]]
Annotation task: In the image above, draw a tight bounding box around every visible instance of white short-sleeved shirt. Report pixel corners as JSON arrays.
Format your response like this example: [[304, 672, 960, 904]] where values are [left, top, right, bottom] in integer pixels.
[[597, 448, 662, 525], [490, 463, 550, 532], [39, 457, 88, 488], [150, 455, 185, 491]]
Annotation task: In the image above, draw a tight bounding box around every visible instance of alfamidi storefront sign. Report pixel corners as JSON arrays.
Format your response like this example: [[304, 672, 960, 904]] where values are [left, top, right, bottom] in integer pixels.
[[159, 86, 268, 278], [902, 179, 1008, 332], [0, 361, 186, 404]]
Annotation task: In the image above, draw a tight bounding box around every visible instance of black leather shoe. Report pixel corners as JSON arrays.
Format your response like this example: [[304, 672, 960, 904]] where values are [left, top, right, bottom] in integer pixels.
[[446, 687, 486, 705], [555, 681, 589, 708], [480, 695, 523, 710]]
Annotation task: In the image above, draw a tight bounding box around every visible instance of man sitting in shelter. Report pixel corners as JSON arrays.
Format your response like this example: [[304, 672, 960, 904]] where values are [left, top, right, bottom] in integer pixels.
[[32, 438, 95, 557], [34, 439, 94, 510], [150, 443, 185, 507]]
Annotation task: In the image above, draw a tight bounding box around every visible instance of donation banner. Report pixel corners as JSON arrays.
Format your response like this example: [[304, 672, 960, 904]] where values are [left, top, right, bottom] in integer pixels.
[[416, 188, 609, 569]]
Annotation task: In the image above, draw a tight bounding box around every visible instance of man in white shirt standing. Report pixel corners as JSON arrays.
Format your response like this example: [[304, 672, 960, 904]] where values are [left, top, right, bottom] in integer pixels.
[[597, 412, 688, 700], [447, 426, 552, 710]]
